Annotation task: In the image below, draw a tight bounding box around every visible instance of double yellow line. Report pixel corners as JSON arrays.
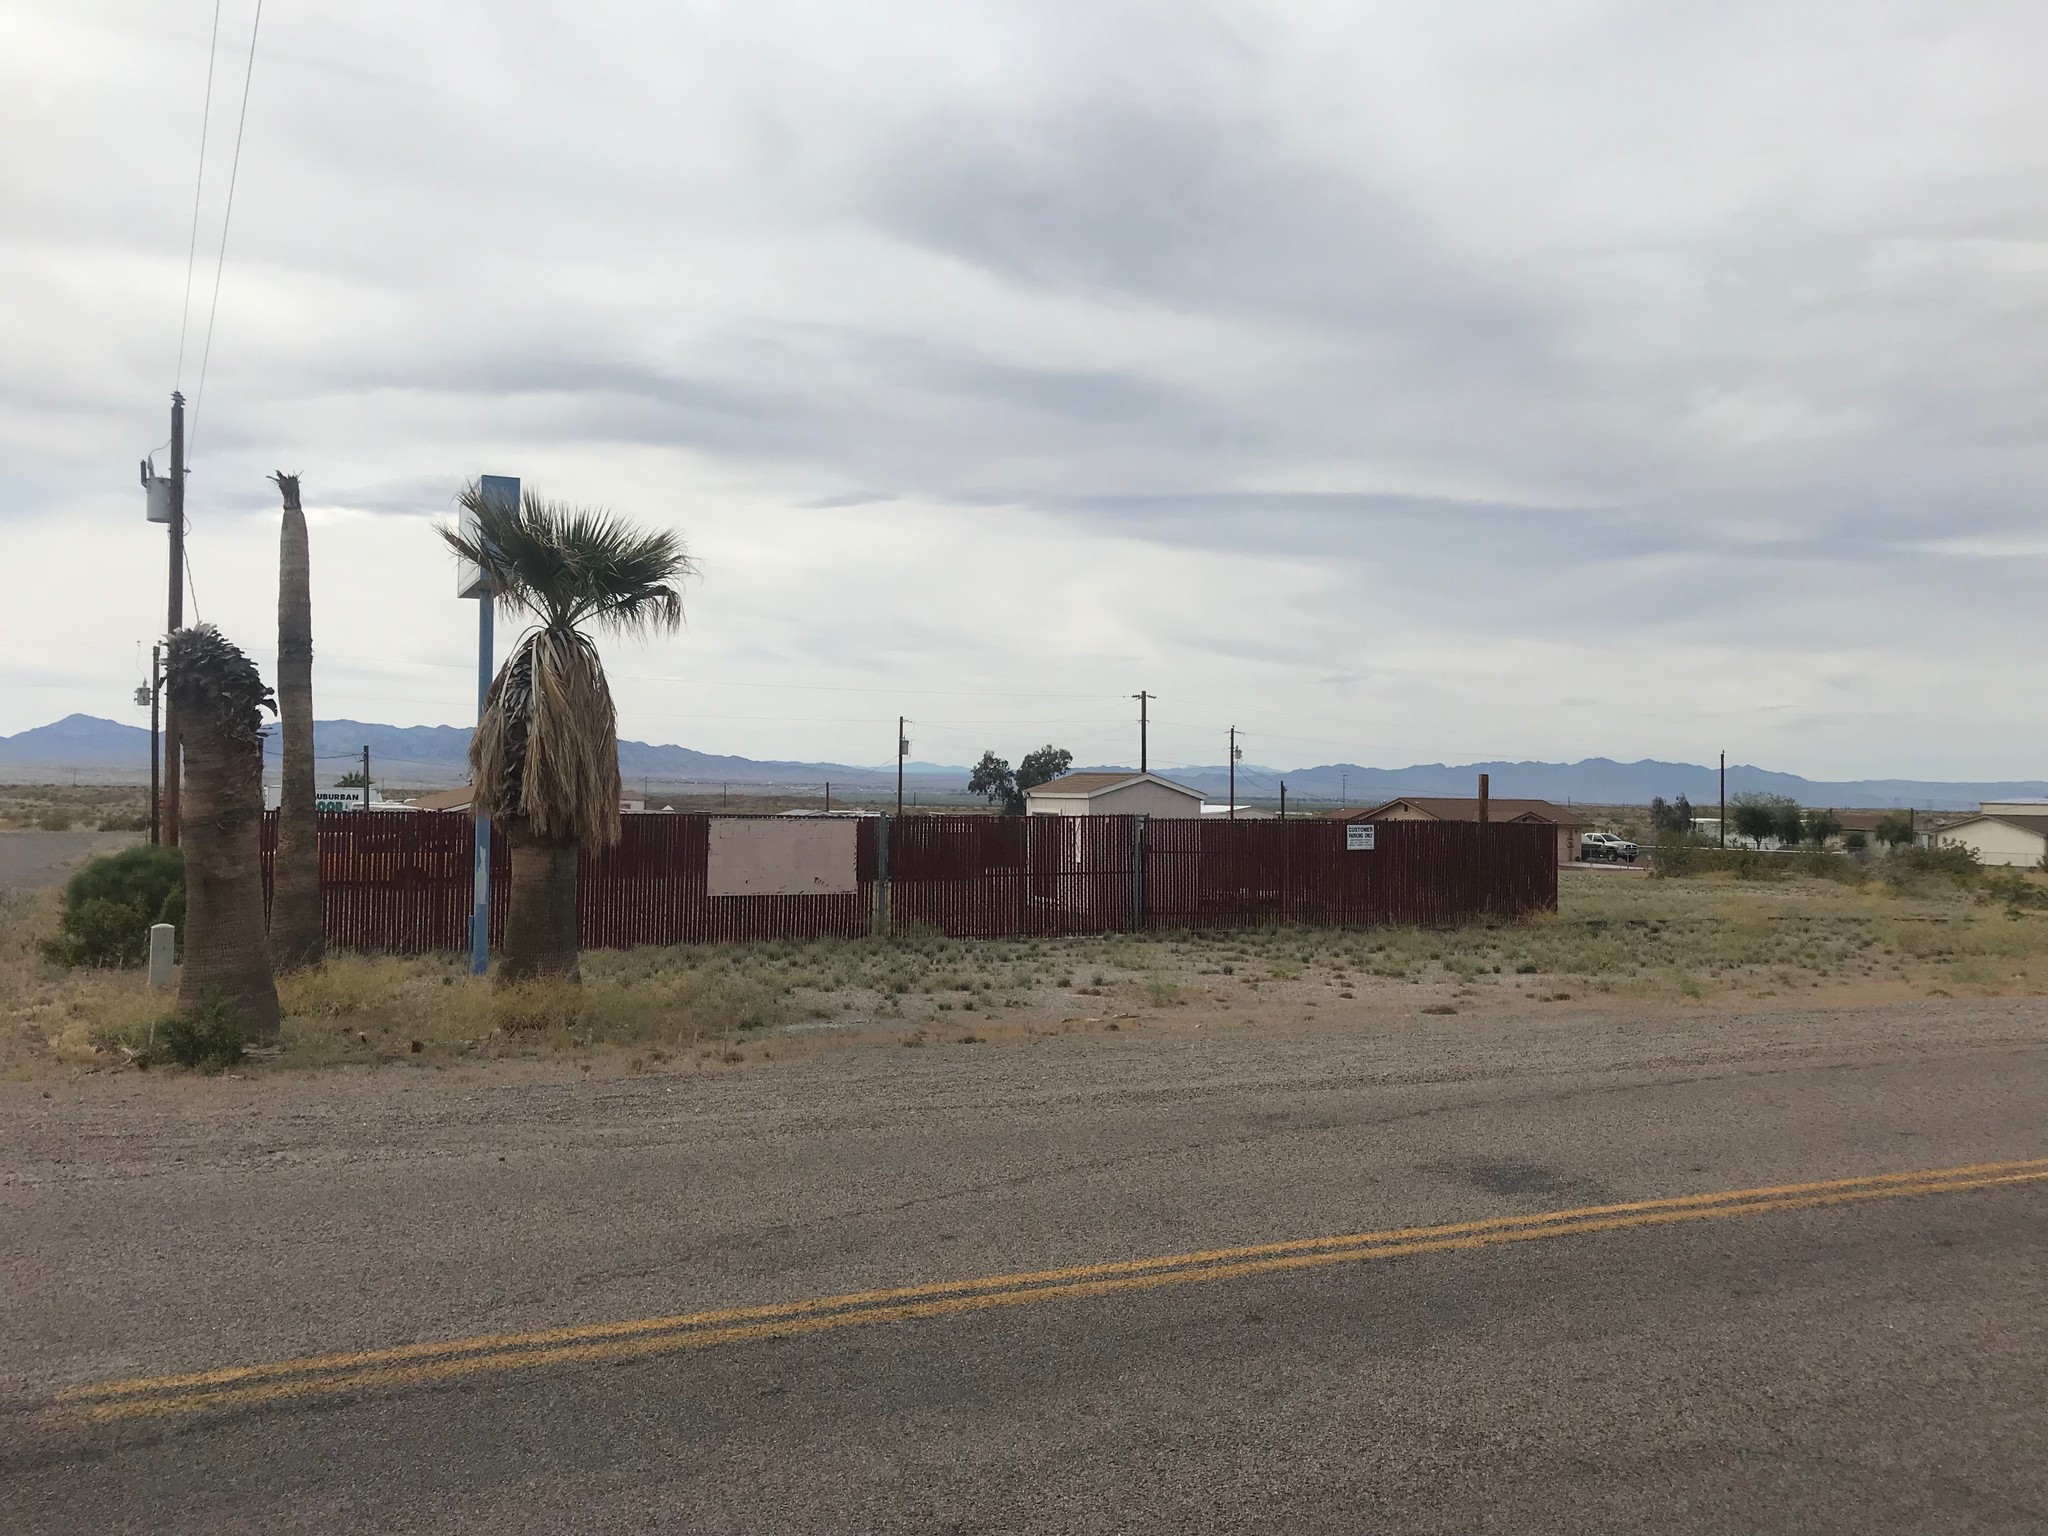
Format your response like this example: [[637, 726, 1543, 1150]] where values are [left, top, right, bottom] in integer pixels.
[[57, 1155, 2048, 1425]]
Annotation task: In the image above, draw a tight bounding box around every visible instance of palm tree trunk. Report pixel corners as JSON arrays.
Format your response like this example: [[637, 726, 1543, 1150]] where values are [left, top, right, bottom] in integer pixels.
[[499, 816, 581, 983], [270, 473, 323, 968], [174, 670, 280, 1041]]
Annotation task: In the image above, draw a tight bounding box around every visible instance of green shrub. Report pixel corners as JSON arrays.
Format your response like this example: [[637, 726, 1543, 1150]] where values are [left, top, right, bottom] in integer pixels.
[[63, 843, 184, 917], [151, 992, 247, 1072], [1883, 843, 1979, 887], [42, 897, 155, 968], [1792, 848, 1866, 886], [1981, 869, 2048, 911], [36, 808, 73, 831], [39, 845, 184, 969]]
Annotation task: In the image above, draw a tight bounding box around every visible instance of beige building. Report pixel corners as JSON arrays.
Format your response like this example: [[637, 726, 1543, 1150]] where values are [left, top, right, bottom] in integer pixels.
[[1024, 771, 1206, 818], [1336, 796, 1591, 866], [1934, 804, 2048, 868]]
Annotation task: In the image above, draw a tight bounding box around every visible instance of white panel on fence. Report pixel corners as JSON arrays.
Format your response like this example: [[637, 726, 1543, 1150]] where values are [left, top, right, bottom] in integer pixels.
[[707, 818, 859, 896], [1346, 823, 1376, 851]]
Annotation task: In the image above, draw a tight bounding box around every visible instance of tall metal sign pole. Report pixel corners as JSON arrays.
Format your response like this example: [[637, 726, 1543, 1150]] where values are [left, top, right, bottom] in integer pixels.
[[461, 475, 517, 977]]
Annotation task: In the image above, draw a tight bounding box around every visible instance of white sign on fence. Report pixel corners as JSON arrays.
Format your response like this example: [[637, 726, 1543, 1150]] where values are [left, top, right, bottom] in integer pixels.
[[707, 818, 860, 896], [1346, 822, 1377, 852]]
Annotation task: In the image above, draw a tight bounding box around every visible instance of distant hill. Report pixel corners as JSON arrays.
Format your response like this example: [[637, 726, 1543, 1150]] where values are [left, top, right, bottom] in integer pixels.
[[2, 715, 2035, 809]]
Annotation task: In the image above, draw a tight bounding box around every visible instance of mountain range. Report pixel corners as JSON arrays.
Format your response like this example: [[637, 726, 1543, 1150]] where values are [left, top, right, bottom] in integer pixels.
[[3, 714, 2037, 811]]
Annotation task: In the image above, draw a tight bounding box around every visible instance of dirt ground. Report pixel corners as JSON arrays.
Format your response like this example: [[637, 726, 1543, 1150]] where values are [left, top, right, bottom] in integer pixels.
[[0, 830, 140, 891]]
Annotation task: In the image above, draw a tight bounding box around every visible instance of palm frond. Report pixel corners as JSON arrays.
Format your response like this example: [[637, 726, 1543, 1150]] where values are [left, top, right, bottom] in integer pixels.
[[440, 482, 694, 639]]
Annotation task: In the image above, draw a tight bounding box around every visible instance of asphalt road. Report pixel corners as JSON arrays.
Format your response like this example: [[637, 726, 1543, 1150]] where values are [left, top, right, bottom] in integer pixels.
[[4, 997, 2045, 1532]]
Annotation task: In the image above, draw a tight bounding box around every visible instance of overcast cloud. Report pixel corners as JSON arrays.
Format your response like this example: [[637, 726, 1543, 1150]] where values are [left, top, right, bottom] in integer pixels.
[[4, 1, 2045, 778]]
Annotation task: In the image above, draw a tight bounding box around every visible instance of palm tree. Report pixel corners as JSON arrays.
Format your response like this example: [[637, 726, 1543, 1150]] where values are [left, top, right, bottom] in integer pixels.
[[439, 484, 693, 983], [166, 623, 281, 1039], [270, 471, 323, 968]]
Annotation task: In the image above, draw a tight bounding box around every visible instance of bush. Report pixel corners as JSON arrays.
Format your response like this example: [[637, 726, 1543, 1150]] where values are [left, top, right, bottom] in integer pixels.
[[1791, 847, 1865, 886], [42, 897, 156, 968], [1883, 843, 1980, 886], [1649, 840, 1787, 881], [39, 845, 184, 969], [150, 992, 247, 1072], [1980, 869, 2048, 911]]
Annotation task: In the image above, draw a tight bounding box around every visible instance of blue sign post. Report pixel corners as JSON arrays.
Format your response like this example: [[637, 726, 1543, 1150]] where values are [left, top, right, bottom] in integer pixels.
[[460, 475, 518, 977]]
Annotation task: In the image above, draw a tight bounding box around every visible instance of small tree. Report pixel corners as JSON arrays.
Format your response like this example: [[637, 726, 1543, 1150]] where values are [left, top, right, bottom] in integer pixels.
[[1015, 745, 1073, 798], [1804, 808, 1843, 848], [1648, 795, 1697, 835], [1774, 801, 1808, 847], [968, 752, 1014, 812], [1729, 794, 1781, 849], [337, 770, 373, 789], [969, 745, 1073, 814], [1874, 810, 1915, 848]]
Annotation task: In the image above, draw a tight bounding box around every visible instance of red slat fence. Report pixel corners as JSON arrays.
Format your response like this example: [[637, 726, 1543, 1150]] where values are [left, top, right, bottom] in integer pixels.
[[260, 811, 1554, 954]]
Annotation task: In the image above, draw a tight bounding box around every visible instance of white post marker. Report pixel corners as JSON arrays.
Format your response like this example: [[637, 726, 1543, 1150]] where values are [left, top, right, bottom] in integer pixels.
[[1346, 823, 1376, 852], [146, 923, 176, 988]]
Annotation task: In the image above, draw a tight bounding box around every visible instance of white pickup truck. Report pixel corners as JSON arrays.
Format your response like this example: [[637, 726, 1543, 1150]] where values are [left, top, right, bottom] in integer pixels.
[[1579, 832, 1639, 864]]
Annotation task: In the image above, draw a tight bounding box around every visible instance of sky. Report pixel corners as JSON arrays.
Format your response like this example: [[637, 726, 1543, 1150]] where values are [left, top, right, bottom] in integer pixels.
[[3, 1, 2045, 779]]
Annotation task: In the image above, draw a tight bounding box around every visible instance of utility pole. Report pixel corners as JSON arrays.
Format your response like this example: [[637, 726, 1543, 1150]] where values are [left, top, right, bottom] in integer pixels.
[[1132, 691, 1152, 774], [148, 644, 162, 845], [1478, 771, 1490, 824], [1719, 751, 1726, 849], [1279, 780, 1287, 819], [361, 746, 371, 810], [164, 392, 186, 846], [897, 716, 907, 818], [1341, 771, 1348, 809], [825, 780, 832, 812], [1228, 727, 1240, 820]]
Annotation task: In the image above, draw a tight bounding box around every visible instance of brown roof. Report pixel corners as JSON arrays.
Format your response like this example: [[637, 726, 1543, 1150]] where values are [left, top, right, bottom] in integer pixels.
[[1828, 809, 1916, 832], [1027, 772, 1202, 800], [1951, 813, 2048, 836], [1350, 796, 1590, 828]]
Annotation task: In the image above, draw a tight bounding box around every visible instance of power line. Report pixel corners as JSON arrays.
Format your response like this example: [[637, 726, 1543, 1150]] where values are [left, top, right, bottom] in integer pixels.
[[173, 0, 223, 391], [187, 0, 265, 461]]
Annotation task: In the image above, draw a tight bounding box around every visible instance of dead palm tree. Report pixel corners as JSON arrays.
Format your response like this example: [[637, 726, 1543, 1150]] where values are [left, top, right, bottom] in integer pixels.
[[269, 471, 323, 968], [439, 484, 693, 982], [166, 623, 281, 1039]]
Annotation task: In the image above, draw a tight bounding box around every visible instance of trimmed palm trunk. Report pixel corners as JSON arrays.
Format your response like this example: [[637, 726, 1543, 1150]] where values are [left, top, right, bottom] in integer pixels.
[[501, 818, 581, 981], [167, 624, 280, 1040], [270, 472, 323, 968]]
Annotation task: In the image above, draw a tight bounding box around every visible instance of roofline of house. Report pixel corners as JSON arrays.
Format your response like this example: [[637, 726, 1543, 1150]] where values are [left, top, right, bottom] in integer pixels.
[[1026, 772, 1205, 800]]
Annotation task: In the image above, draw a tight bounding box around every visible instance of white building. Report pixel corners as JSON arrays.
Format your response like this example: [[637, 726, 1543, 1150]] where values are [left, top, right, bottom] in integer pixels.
[[1024, 771, 1206, 818], [1934, 802, 2048, 868]]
